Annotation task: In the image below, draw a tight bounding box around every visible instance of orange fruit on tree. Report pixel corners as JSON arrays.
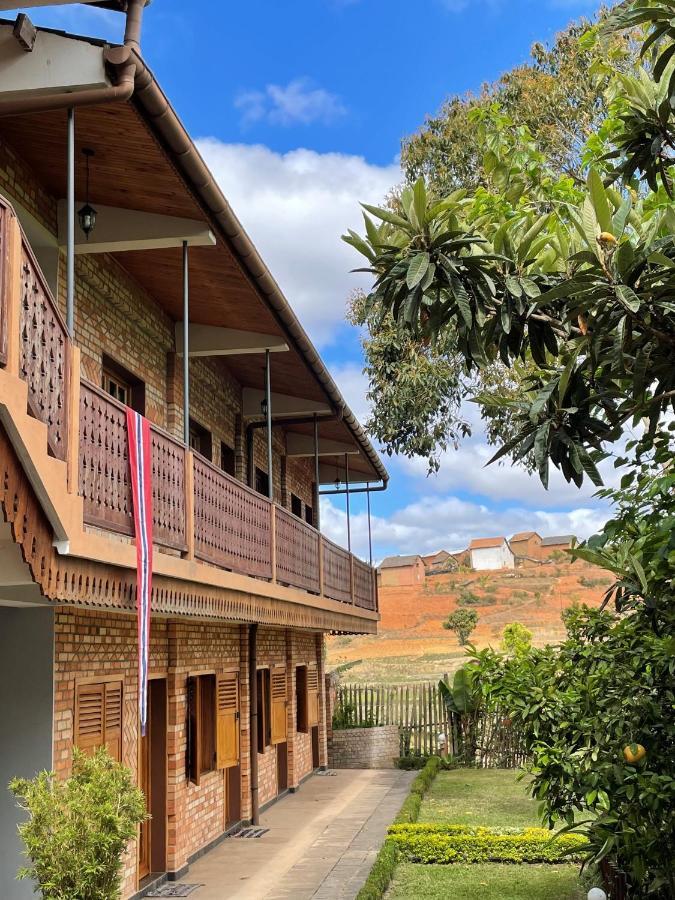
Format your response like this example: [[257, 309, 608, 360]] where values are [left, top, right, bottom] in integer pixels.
[[623, 743, 647, 764]]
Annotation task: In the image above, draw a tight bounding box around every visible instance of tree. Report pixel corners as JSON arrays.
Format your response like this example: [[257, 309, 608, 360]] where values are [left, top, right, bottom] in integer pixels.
[[500, 622, 533, 655], [351, 10, 644, 472], [443, 608, 478, 646], [10, 747, 147, 900], [472, 604, 674, 898], [344, 3, 675, 895]]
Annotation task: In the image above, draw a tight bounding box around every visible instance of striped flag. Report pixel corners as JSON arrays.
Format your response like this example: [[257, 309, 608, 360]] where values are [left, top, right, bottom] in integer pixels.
[[126, 409, 153, 737]]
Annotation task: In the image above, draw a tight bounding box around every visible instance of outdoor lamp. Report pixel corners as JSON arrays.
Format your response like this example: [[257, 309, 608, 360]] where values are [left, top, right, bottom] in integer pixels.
[[78, 148, 97, 240], [587, 889, 607, 900]]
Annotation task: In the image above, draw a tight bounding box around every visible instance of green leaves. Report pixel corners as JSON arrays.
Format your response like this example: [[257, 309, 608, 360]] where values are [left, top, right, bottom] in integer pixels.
[[587, 168, 613, 235], [406, 252, 430, 289]]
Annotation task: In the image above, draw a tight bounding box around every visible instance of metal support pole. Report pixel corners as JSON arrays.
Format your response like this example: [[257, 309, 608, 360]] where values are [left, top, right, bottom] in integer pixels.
[[345, 452, 351, 554], [66, 107, 75, 337], [366, 485, 373, 566], [265, 349, 273, 500], [313, 413, 321, 532], [182, 241, 190, 446], [248, 623, 259, 826]]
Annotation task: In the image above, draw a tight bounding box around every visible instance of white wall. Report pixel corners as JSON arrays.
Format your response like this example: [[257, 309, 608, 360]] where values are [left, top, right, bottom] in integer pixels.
[[470, 544, 514, 570], [0, 607, 54, 900]]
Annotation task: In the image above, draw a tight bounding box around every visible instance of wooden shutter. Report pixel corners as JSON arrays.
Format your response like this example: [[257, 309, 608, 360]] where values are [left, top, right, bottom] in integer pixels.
[[75, 681, 122, 762], [270, 669, 287, 745], [296, 666, 309, 734], [307, 666, 319, 727], [186, 675, 200, 785], [104, 681, 122, 762], [75, 683, 105, 754], [216, 672, 240, 769]]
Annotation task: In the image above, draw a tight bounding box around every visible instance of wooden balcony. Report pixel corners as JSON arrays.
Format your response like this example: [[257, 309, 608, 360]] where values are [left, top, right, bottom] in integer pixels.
[[0, 194, 378, 618]]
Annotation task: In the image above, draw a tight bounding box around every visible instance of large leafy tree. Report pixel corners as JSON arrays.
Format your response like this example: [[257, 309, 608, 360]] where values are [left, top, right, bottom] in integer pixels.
[[345, 4, 675, 895], [352, 9, 648, 472]]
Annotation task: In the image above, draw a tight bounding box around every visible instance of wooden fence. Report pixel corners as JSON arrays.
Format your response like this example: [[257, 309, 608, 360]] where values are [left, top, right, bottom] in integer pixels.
[[335, 681, 528, 768]]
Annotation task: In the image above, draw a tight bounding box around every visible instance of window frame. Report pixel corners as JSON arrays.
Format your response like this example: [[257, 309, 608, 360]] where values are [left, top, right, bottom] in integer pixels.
[[256, 668, 272, 755], [187, 673, 217, 784], [295, 665, 309, 734], [220, 440, 236, 477], [290, 493, 302, 518], [101, 354, 145, 414], [189, 418, 213, 462]]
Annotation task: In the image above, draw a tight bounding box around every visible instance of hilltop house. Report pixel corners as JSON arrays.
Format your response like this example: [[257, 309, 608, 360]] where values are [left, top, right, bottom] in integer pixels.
[[540, 535, 575, 558], [509, 531, 542, 559], [378, 555, 426, 587], [421, 549, 455, 573], [469, 537, 515, 571], [0, 5, 386, 897]]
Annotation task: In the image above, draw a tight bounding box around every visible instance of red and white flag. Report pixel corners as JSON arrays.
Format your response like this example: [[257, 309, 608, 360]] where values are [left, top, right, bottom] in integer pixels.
[[126, 409, 153, 737]]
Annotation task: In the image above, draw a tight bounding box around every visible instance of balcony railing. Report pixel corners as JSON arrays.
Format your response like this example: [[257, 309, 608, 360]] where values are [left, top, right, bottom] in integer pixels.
[[0, 196, 377, 613]]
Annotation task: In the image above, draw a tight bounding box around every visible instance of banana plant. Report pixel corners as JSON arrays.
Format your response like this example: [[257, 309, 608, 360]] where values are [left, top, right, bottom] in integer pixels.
[[439, 665, 483, 764]]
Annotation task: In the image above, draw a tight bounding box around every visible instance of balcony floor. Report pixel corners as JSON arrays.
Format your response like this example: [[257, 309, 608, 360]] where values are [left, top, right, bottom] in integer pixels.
[[174, 768, 414, 900]]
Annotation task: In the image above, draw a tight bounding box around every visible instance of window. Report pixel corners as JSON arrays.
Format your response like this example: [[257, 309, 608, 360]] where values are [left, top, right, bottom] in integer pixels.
[[296, 666, 308, 734], [256, 668, 271, 754], [307, 666, 319, 727], [291, 493, 302, 518], [101, 355, 145, 414], [255, 467, 269, 498], [305, 504, 314, 527], [187, 674, 217, 784], [220, 441, 235, 477], [189, 419, 212, 461], [75, 680, 123, 762]]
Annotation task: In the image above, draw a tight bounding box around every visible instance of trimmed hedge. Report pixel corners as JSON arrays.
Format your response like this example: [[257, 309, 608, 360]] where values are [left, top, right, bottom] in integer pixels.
[[387, 823, 588, 865], [356, 756, 441, 900]]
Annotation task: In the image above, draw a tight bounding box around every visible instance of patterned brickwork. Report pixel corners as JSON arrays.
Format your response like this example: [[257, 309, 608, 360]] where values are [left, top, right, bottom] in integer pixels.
[[52, 609, 327, 898]]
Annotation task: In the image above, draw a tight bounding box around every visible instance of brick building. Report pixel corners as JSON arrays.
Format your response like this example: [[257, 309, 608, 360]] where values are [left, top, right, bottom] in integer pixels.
[[378, 554, 426, 587], [509, 531, 542, 560], [0, 5, 386, 898]]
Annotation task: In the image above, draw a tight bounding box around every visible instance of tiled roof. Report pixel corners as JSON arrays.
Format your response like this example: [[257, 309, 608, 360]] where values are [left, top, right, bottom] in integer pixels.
[[469, 537, 506, 550], [510, 531, 540, 541], [379, 555, 422, 569], [541, 535, 574, 546]]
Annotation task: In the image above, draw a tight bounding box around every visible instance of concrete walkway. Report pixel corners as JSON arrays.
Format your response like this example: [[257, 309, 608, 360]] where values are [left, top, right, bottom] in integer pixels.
[[176, 769, 414, 900]]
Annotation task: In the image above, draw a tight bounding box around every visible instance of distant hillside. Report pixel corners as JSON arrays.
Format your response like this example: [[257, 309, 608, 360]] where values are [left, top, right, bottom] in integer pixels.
[[326, 559, 611, 684]]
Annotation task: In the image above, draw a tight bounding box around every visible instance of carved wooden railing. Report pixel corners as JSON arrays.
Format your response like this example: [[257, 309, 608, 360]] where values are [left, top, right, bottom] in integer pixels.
[[274, 505, 320, 594], [79, 380, 187, 551], [353, 556, 377, 610], [193, 454, 273, 580], [2, 199, 70, 460], [0, 195, 378, 613], [322, 536, 353, 605]]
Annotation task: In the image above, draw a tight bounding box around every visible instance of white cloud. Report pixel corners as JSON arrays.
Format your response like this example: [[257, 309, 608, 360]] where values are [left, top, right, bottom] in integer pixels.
[[235, 79, 347, 128], [320, 493, 609, 563], [196, 139, 400, 346]]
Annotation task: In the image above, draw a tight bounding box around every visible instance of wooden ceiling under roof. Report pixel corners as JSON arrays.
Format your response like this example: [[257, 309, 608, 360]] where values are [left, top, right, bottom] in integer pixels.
[[0, 100, 377, 478]]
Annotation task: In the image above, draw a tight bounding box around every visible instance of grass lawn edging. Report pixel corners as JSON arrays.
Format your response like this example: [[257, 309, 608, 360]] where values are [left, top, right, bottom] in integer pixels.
[[355, 756, 442, 900]]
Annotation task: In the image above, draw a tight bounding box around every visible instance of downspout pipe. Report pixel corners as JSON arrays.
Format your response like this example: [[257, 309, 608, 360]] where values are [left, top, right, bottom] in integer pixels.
[[0, 1, 146, 117], [248, 624, 259, 826]]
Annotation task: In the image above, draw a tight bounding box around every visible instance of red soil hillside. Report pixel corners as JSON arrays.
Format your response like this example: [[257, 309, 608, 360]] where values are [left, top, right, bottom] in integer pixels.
[[326, 559, 611, 684]]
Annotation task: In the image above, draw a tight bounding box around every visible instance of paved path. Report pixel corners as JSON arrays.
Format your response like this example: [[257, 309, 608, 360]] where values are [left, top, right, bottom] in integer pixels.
[[177, 769, 414, 900]]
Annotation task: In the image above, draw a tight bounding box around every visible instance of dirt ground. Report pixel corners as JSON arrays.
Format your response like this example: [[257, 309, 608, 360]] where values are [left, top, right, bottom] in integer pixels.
[[326, 560, 611, 683]]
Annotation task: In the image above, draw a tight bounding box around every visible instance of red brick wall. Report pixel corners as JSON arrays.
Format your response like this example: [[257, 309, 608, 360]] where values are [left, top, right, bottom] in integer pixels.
[[52, 609, 327, 897]]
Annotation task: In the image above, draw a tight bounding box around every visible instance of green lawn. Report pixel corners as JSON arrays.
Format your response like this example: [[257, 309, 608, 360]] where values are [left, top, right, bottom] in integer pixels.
[[419, 768, 540, 828], [387, 862, 584, 899], [385, 769, 585, 899]]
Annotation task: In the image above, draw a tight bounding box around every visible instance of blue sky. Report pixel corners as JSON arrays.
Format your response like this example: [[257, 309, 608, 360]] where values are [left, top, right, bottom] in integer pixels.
[[8, 0, 613, 560]]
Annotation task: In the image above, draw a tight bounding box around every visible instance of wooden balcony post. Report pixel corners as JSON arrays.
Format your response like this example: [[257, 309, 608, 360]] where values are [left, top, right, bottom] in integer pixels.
[[5, 212, 22, 377], [184, 448, 195, 561], [66, 348, 81, 493], [270, 502, 277, 583]]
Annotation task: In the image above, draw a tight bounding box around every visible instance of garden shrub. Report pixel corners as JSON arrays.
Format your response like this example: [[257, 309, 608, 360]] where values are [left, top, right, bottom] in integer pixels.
[[10, 747, 146, 900], [388, 824, 588, 864]]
